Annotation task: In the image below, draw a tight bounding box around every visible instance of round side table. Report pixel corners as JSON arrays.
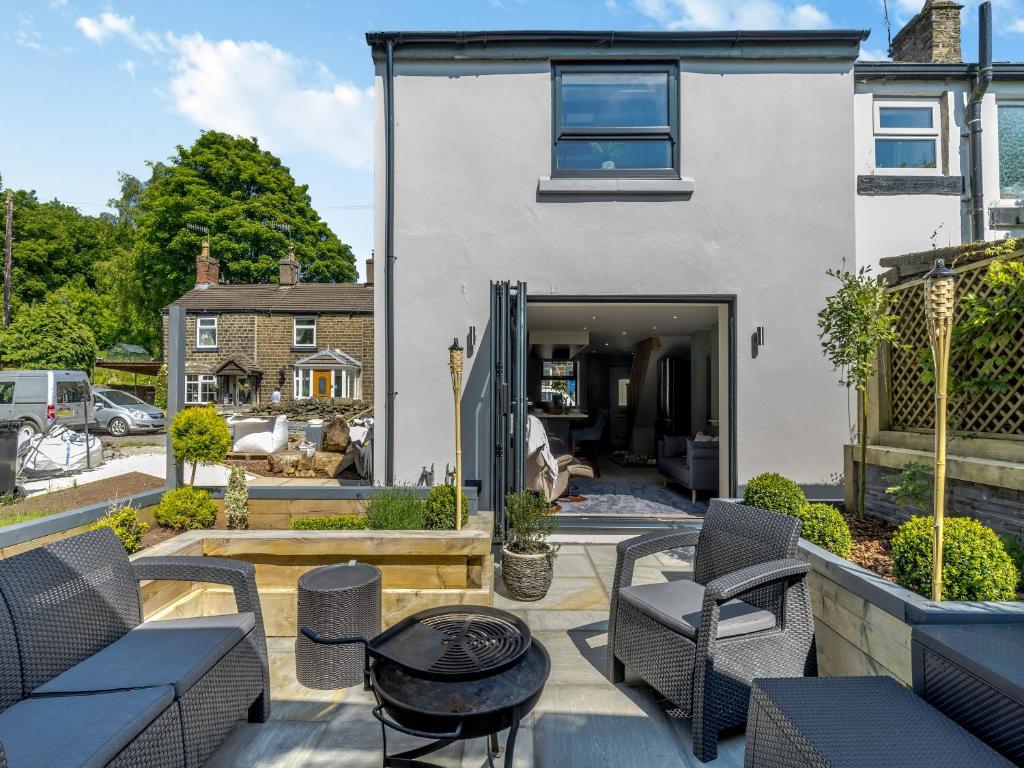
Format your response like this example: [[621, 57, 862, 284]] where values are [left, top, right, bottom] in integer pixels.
[[296, 561, 382, 689]]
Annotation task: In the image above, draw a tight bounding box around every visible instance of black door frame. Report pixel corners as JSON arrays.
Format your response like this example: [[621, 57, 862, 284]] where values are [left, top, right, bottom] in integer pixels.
[[527, 294, 738, 498]]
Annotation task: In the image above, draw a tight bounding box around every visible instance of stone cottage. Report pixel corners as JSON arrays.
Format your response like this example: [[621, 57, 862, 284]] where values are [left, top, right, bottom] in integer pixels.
[[163, 242, 373, 407]]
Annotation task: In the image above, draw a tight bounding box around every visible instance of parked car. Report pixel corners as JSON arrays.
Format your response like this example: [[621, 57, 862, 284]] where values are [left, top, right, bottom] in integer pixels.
[[0, 370, 93, 439], [92, 387, 166, 436]]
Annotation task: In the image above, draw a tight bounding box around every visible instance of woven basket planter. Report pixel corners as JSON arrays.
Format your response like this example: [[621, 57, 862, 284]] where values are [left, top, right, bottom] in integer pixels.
[[501, 545, 555, 601]]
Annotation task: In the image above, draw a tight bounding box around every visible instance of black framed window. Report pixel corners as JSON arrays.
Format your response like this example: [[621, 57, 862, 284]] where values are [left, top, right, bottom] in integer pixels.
[[540, 361, 577, 406], [552, 63, 679, 178]]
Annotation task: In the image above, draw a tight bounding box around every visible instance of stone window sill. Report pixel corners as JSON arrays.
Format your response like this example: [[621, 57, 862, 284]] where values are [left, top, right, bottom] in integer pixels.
[[537, 177, 695, 195], [195, 347, 219, 352]]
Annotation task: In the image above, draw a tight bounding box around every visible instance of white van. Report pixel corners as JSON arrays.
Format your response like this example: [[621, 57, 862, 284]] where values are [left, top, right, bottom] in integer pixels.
[[0, 370, 94, 438]]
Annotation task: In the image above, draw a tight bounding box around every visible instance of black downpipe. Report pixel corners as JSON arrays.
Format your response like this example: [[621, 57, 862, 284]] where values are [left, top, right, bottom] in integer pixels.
[[384, 39, 396, 485], [969, 2, 993, 242]]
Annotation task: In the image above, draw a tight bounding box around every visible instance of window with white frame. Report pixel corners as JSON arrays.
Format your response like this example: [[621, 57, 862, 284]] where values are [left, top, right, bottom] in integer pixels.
[[293, 316, 316, 347], [185, 374, 216, 404], [294, 369, 312, 399], [333, 368, 361, 400], [196, 316, 218, 348], [998, 103, 1024, 199], [873, 99, 941, 173]]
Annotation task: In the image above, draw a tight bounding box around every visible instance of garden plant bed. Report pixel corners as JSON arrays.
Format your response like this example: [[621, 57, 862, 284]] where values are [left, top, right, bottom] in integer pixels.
[[224, 457, 362, 481], [1, 472, 164, 528], [844, 511, 897, 581]]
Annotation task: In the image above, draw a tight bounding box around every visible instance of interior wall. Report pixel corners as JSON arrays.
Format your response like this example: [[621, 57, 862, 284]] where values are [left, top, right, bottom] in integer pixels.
[[690, 330, 709, 433], [631, 335, 690, 456]]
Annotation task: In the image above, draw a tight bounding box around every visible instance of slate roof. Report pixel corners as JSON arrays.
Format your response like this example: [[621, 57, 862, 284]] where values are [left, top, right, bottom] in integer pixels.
[[166, 283, 373, 314]]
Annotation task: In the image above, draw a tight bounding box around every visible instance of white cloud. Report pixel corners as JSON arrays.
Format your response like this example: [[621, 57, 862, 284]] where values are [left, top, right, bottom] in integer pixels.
[[118, 59, 137, 77], [14, 13, 47, 52], [75, 12, 164, 53], [1011, 18, 1024, 33], [633, 0, 832, 30]]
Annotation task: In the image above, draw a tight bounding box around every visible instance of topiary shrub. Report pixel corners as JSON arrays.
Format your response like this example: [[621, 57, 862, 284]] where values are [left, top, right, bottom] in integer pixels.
[[291, 515, 368, 531], [999, 534, 1024, 593], [170, 406, 232, 486], [154, 486, 217, 531], [365, 486, 425, 530], [91, 501, 148, 554], [224, 466, 249, 530], [743, 473, 807, 515], [795, 503, 852, 558], [423, 485, 470, 530], [892, 516, 1019, 601], [505, 489, 557, 555]]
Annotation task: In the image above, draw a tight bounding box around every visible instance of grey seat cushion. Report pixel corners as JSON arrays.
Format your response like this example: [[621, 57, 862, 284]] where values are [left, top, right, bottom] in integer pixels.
[[619, 579, 775, 640], [34, 613, 255, 699], [0, 685, 173, 768]]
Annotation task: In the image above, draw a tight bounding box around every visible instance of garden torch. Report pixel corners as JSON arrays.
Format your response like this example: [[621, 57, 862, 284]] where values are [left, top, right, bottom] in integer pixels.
[[924, 259, 956, 602], [449, 338, 464, 531]]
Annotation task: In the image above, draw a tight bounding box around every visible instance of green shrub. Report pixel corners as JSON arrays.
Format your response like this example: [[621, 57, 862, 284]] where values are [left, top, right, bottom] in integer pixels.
[[291, 515, 368, 531], [423, 485, 470, 530], [795, 503, 852, 558], [154, 486, 217, 531], [91, 501, 148, 554], [365, 486, 425, 530], [154, 364, 169, 411], [170, 406, 232, 485], [892, 516, 1019, 601], [999, 534, 1024, 592], [505, 489, 557, 555], [224, 466, 249, 530], [743, 473, 807, 515]]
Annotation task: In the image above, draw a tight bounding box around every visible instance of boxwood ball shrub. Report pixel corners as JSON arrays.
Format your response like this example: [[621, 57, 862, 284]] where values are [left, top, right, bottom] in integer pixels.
[[743, 473, 808, 516], [423, 485, 470, 530], [365, 486, 425, 530], [892, 516, 1019, 601], [291, 515, 368, 531], [91, 502, 148, 554], [998, 534, 1024, 592], [154, 486, 218, 531], [796, 503, 852, 558]]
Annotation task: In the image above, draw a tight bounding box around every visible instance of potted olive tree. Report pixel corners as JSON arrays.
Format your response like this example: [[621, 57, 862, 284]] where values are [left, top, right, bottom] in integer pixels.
[[501, 490, 559, 600]]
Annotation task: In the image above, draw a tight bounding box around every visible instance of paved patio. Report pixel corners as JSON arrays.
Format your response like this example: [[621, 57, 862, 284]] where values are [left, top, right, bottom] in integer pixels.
[[206, 540, 744, 767]]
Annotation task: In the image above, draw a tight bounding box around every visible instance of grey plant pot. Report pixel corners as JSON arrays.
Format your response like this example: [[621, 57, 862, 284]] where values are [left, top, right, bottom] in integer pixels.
[[501, 545, 555, 601]]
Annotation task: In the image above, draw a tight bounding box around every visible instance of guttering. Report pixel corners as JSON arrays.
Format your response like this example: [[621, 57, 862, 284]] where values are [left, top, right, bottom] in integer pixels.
[[384, 38, 396, 485], [969, 2, 994, 242]]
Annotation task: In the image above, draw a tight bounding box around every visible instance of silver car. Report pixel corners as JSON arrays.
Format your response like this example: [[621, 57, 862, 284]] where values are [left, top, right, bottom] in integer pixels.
[[92, 388, 166, 436]]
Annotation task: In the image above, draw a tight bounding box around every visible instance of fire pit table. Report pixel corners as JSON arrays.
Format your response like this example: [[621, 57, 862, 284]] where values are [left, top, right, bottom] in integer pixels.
[[302, 605, 550, 768]]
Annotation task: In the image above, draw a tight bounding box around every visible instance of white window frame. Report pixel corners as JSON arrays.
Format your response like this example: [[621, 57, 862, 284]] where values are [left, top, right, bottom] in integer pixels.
[[872, 98, 942, 176], [293, 369, 312, 399], [997, 100, 1024, 201], [185, 374, 216, 404], [293, 316, 316, 348], [196, 316, 218, 349], [332, 367, 361, 400]]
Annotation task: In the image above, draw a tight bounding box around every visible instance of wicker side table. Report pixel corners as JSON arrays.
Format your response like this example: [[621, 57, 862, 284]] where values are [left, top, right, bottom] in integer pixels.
[[744, 676, 1013, 768], [296, 562, 381, 689]]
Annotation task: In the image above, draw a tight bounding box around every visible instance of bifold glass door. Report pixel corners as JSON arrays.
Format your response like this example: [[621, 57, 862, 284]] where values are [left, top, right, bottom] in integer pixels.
[[490, 280, 527, 538]]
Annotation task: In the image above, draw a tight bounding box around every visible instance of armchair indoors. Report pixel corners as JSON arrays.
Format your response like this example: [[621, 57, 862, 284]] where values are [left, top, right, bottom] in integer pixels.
[[570, 409, 607, 477], [527, 415, 593, 502], [606, 500, 816, 762]]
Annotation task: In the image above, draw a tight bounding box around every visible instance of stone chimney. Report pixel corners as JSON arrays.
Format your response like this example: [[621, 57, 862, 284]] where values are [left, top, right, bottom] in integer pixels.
[[890, 0, 964, 64], [365, 253, 374, 286], [195, 240, 219, 286], [278, 249, 299, 286]]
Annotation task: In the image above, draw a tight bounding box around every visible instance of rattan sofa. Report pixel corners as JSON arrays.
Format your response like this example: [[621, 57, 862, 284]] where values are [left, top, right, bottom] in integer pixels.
[[607, 500, 816, 762], [0, 528, 270, 767]]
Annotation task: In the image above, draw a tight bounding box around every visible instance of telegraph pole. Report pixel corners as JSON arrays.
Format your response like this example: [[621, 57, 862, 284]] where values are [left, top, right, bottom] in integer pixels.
[[3, 190, 11, 327]]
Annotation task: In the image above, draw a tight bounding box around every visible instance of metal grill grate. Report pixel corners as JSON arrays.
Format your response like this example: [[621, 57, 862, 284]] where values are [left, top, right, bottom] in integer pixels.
[[419, 612, 530, 676]]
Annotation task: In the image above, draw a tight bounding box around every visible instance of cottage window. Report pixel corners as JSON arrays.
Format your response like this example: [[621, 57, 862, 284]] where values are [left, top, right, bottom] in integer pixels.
[[196, 316, 218, 349], [552, 63, 679, 178], [998, 103, 1024, 199], [185, 374, 216, 404], [294, 369, 312, 399], [540, 361, 577, 406], [873, 99, 940, 174], [332, 368, 361, 400], [294, 316, 316, 347]]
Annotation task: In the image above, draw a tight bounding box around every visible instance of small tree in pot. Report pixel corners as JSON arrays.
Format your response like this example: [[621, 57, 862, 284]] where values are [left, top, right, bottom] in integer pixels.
[[501, 490, 559, 601]]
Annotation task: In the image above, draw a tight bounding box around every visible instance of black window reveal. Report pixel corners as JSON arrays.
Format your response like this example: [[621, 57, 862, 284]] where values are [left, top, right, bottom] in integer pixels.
[[553, 63, 679, 178]]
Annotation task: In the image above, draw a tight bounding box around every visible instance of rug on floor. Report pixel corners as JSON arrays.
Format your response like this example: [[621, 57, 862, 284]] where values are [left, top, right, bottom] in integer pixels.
[[558, 478, 707, 516]]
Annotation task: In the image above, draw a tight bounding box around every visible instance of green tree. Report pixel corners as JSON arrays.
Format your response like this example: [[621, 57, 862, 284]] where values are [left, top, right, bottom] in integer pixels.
[[818, 267, 901, 519], [0, 293, 99, 371], [133, 132, 357, 326], [169, 405, 232, 486]]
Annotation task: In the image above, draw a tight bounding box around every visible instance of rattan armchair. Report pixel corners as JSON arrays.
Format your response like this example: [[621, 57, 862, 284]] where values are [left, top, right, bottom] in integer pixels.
[[606, 500, 816, 762]]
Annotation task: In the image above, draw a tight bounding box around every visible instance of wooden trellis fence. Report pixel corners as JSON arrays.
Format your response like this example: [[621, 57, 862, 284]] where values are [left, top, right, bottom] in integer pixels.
[[887, 248, 1024, 438]]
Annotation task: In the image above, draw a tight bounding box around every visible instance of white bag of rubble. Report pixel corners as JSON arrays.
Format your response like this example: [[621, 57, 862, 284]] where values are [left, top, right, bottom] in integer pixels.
[[350, 417, 373, 480], [229, 415, 289, 455], [22, 426, 103, 476]]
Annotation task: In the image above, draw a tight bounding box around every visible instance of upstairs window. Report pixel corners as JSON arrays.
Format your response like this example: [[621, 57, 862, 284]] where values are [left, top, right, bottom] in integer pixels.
[[196, 316, 217, 349], [998, 103, 1024, 199], [553, 63, 678, 178], [873, 99, 940, 174], [294, 316, 316, 347]]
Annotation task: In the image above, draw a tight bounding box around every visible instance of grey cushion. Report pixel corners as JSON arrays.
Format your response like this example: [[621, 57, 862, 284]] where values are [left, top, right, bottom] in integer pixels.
[[661, 435, 688, 458], [0, 685, 173, 768], [34, 613, 254, 699], [686, 438, 718, 458], [619, 579, 775, 640]]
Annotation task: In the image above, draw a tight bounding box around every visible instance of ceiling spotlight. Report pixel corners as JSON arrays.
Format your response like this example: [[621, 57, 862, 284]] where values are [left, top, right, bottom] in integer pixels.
[[604, 342, 610, 346], [672, 315, 678, 319], [591, 316, 597, 320], [652, 325, 658, 330], [621, 331, 627, 335], [582, 326, 588, 330]]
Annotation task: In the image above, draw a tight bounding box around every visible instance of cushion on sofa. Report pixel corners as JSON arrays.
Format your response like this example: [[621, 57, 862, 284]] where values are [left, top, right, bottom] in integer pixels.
[[661, 435, 688, 458], [0, 685, 174, 768], [619, 579, 775, 640], [34, 613, 255, 699], [686, 438, 718, 458]]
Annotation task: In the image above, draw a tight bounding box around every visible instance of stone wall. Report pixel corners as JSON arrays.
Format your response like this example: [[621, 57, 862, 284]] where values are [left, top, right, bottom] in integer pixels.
[[889, 0, 963, 64]]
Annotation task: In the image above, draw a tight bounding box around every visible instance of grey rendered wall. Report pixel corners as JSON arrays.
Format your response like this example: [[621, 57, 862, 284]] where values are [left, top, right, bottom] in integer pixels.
[[374, 56, 855, 503]]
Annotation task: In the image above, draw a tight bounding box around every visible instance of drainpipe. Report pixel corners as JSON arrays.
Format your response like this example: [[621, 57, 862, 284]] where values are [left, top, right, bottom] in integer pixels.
[[384, 37, 397, 485], [968, 2, 993, 242]]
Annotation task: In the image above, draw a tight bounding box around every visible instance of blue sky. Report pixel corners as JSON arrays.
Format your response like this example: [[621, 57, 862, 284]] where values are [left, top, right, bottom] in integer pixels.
[[3, 1, 1022, 281]]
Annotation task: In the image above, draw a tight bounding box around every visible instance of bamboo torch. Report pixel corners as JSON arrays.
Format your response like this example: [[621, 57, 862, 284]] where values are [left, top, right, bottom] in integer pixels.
[[448, 338, 464, 531], [924, 259, 956, 602]]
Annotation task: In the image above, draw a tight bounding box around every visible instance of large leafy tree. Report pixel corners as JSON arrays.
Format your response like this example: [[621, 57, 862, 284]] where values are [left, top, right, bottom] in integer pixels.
[[134, 132, 357, 322], [0, 292, 99, 372]]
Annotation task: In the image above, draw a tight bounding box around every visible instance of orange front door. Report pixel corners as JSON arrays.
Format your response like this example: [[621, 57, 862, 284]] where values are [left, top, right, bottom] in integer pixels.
[[313, 370, 331, 398]]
